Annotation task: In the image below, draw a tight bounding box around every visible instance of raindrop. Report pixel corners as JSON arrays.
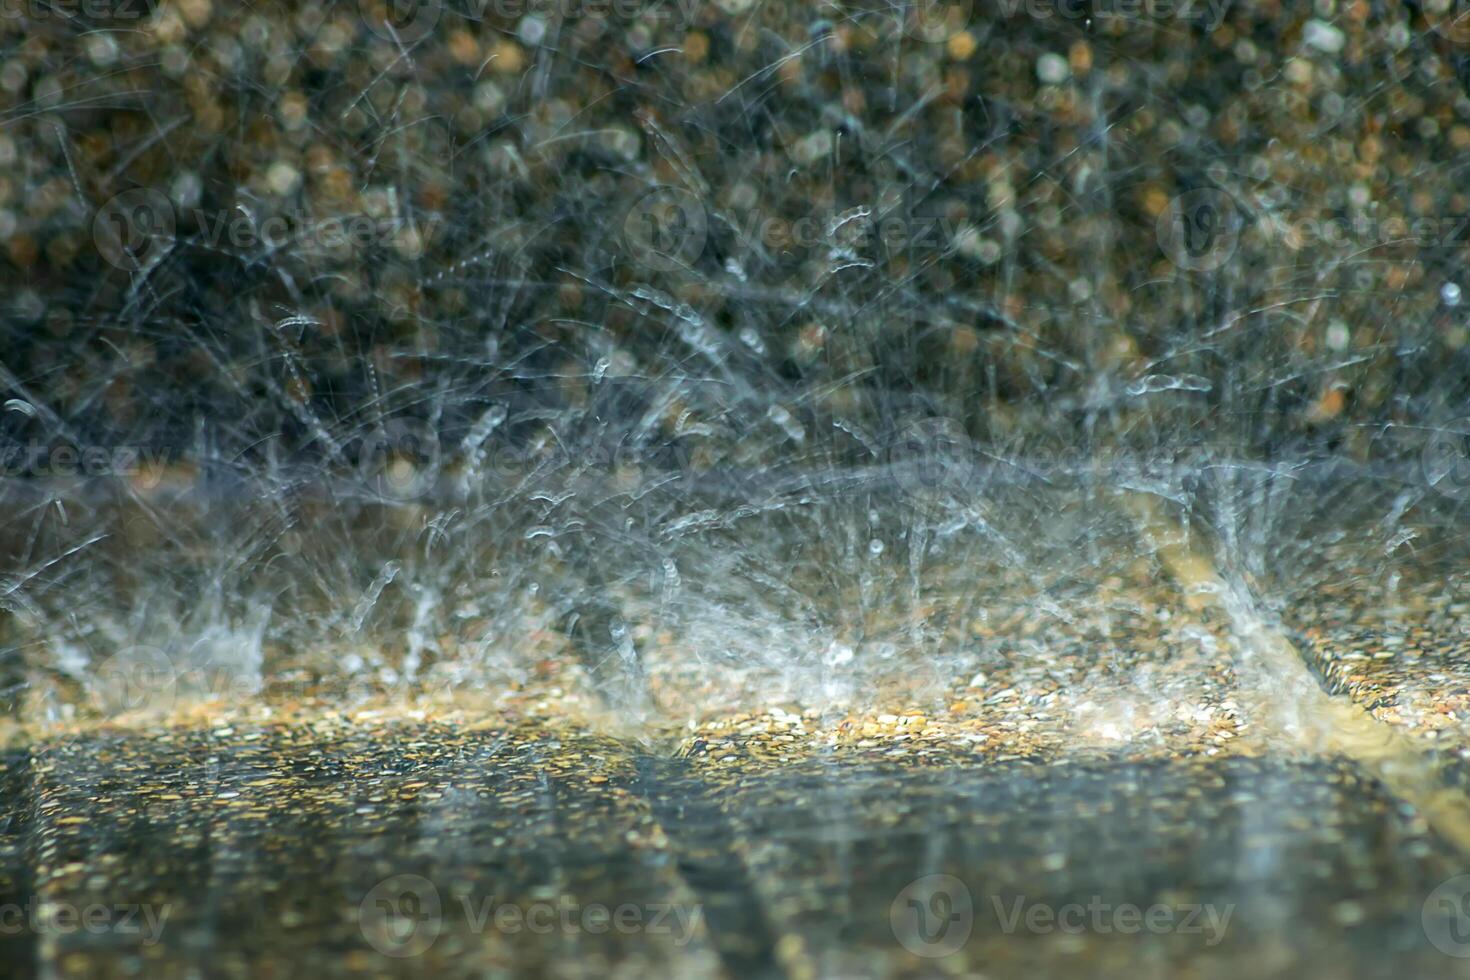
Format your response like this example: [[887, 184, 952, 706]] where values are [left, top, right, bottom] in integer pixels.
[[1126, 374, 1214, 396], [823, 642, 854, 667]]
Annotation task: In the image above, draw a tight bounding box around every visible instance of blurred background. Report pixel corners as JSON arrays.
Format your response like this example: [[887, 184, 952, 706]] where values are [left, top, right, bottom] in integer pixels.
[[3, 0, 1470, 721]]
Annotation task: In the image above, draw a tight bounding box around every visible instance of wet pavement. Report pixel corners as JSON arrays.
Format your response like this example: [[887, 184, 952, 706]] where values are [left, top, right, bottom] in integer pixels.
[[4, 721, 723, 979], [5, 501, 1470, 977], [1, 719, 1468, 979]]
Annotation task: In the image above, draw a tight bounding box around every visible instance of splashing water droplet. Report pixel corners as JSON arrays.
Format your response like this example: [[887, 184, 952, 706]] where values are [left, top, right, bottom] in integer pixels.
[[739, 327, 765, 354], [823, 642, 854, 668], [1126, 374, 1214, 396], [768, 405, 805, 443]]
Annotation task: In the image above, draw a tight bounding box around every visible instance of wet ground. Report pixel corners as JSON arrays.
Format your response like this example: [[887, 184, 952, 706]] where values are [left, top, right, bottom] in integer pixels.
[[4, 506, 1470, 979], [1, 718, 1467, 979]]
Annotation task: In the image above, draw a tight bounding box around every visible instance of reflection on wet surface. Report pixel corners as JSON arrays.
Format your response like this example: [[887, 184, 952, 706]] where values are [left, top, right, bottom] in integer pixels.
[[1, 719, 1468, 979]]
